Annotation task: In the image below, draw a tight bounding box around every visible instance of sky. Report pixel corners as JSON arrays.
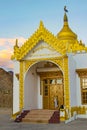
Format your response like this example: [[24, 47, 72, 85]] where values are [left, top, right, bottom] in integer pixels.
[[0, 0, 87, 71]]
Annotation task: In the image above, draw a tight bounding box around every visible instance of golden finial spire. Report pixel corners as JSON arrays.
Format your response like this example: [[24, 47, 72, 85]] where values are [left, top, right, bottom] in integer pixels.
[[57, 6, 77, 40], [16, 39, 18, 45], [64, 12, 68, 22], [39, 20, 44, 28], [14, 39, 19, 48], [64, 6, 68, 22]]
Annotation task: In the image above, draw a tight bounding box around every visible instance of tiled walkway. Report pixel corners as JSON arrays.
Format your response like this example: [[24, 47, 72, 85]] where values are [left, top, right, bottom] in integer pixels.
[[0, 108, 87, 130]]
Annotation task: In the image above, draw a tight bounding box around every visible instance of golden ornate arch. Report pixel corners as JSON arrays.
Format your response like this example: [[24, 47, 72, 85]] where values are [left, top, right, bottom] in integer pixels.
[[19, 55, 70, 114]]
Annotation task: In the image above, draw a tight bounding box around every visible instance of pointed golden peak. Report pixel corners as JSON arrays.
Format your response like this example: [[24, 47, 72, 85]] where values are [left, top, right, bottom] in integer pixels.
[[57, 9, 77, 40], [14, 39, 19, 48], [64, 13, 68, 22], [39, 20, 44, 28], [16, 39, 18, 45], [64, 6, 68, 22]]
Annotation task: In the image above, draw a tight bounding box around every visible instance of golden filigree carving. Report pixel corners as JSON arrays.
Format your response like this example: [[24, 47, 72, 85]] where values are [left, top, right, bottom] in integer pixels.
[[71, 106, 87, 116], [11, 22, 63, 60], [63, 57, 70, 111], [24, 56, 64, 73], [24, 60, 35, 73], [11, 15, 87, 61], [19, 61, 24, 110], [11, 21, 87, 61], [76, 68, 87, 77], [19, 55, 70, 114]]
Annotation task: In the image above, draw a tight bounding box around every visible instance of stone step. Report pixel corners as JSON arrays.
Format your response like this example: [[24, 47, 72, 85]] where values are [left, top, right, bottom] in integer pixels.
[[22, 118, 49, 123], [29, 109, 55, 113], [22, 109, 60, 123], [26, 114, 52, 118]]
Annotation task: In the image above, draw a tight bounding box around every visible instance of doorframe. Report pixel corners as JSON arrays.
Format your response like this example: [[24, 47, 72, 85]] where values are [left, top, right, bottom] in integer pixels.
[[40, 72, 64, 109]]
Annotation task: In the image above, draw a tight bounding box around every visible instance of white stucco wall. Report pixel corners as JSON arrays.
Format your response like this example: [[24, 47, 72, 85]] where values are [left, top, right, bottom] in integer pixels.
[[68, 53, 87, 107], [73, 53, 87, 106], [24, 63, 42, 110], [37, 76, 43, 109], [13, 61, 20, 114], [76, 74, 82, 106], [68, 54, 77, 107], [73, 53, 87, 69]]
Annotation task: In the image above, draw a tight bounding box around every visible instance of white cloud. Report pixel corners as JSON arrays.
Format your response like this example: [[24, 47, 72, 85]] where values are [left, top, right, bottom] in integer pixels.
[[0, 37, 26, 70]]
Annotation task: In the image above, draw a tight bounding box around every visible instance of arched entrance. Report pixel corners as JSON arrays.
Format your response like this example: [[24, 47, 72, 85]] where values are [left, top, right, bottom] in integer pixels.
[[24, 61, 64, 110]]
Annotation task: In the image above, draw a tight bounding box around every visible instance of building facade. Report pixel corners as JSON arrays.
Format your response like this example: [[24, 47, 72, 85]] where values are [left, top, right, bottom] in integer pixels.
[[12, 11, 87, 121]]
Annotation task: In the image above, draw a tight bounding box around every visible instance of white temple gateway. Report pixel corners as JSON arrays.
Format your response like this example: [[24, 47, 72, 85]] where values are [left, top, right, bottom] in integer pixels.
[[11, 10, 87, 122]]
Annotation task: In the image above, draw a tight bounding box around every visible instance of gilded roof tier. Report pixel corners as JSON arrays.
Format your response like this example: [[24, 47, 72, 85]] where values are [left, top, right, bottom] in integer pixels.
[[11, 14, 87, 61], [57, 13, 77, 40]]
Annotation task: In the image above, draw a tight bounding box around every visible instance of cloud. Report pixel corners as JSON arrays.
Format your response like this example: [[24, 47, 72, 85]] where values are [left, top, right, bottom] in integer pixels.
[[0, 37, 26, 70], [0, 50, 11, 59], [0, 37, 26, 47], [0, 49, 13, 70]]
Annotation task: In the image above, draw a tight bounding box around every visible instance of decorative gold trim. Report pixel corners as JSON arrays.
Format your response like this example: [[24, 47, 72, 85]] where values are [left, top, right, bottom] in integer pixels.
[[76, 68, 87, 105], [71, 106, 87, 116], [76, 68, 87, 77], [24, 60, 35, 73], [63, 56, 70, 118], [19, 61, 24, 110], [38, 71, 63, 78], [32, 44, 55, 53], [19, 55, 70, 115], [11, 21, 87, 60], [11, 22, 64, 60], [24, 56, 65, 73]]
